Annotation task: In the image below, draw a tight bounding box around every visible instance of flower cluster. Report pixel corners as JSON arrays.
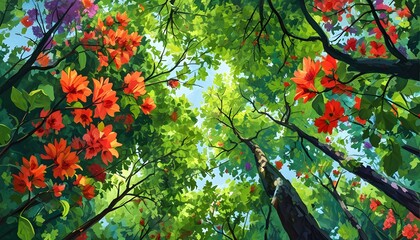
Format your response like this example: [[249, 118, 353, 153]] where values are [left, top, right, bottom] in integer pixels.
[[80, 12, 142, 70]]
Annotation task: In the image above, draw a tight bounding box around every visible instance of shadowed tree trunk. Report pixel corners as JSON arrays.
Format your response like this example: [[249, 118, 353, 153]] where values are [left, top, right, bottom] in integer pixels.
[[244, 139, 330, 240]]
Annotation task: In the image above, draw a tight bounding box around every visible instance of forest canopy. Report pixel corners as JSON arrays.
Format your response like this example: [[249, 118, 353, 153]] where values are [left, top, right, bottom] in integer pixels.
[[0, 0, 419, 239]]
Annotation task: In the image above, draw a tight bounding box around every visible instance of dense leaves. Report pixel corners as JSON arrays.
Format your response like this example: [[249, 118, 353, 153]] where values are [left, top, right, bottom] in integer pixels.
[[0, 0, 419, 239]]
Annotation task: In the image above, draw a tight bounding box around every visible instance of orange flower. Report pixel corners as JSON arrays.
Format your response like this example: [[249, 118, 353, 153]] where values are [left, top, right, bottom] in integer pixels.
[[140, 97, 156, 115], [97, 52, 109, 70], [81, 0, 93, 8], [116, 12, 130, 28], [92, 77, 120, 120], [124, 71, 146, 99], [72, 109, 93, 127], [52, 148, 81, 180], [321, 55, 337, 75], [73, 174, 87, 186], [12, 156, 47, 193], [291, 57, 320, 93], [60, 69, 92, 103], [105, 16, 114, 26], [20, 16, 33, 27], [41, 138, 68, 160], [36, 52, 50, 67], [52, 183, 66, 197]]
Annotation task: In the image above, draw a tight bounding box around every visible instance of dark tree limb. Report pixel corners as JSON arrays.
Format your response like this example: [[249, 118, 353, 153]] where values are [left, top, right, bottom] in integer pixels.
[[214, 102, 330, 239], [296, 0, 420, 81]]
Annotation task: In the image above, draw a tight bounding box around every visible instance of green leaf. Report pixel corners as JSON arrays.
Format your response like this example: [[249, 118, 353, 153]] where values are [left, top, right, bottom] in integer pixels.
[[369, 133, 380, 148], [60, 200, 70, 217], [130, 104, 141, 118], [383, 141, 402, 176], [17, 215, 35, 240], [311, 94, 324, 115], [78, 52, 87, 70], [27, 89, 51, 111], [11, 87, 28, 111], [358, 109, 372, 120], [0, 124, 11, 145], [394, 79, 407, 91], [38, 84, 55, 101]]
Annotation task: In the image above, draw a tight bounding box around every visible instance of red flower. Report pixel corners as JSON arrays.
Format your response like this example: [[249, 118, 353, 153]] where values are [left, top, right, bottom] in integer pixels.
[[355, 116, 367, 125], [406, 212, 420, 222], [71, 137, 86, 150], [124, 114, 134, 125], [124, 71, 146, 99], [370, 41, 386, 58], [92, 77, 120, 119], [354, 97, 361, 110], [275, 161, 283, 170], [294, 86, 317, 103], [88, 164, 106, 182], [83, 123, 121, 164], [170, 111, 178, 122], [321, 55, 337, 75], [12, 156, 47, 193], [383, 209, 396, 230], [60, 69, 92, 103], [314, 100, 348, 134], [402, 224, 419, 239], [359, 194, 366, 202], [53, 183, 66, 197], [332, 170, 340, 176], [344, 38, 357, 51], [72, 109, 93, 127], [283, 82, 290, 87], [75, 232, 88, 240], [369, 198, 381, 211], [168, 79, 180, 88], [42, 110, 65, 133], [141, 97, 156, 115], [82, 184, 95, 200], [20, 16, 33, 27], [359, 42, 366, 55]]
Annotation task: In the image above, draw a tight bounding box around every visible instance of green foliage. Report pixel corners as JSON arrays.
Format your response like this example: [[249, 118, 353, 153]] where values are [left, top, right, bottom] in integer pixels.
[[0, 0, 419, 239], [17, 216, 34, 240]]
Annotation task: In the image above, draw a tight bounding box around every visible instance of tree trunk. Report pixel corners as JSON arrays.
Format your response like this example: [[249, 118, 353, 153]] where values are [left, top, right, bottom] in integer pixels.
[[286, 122, 420, 217], [244, 140, 331, 240]]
